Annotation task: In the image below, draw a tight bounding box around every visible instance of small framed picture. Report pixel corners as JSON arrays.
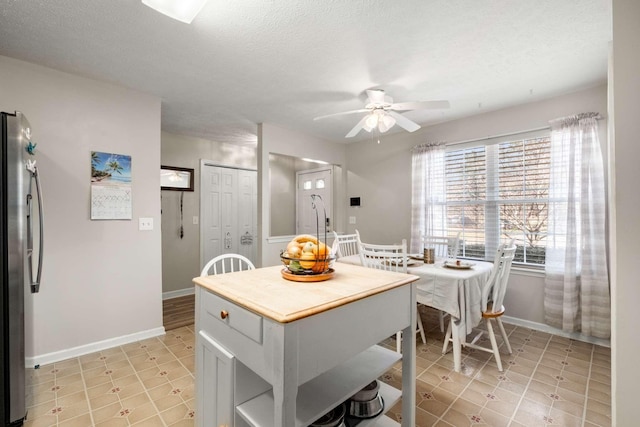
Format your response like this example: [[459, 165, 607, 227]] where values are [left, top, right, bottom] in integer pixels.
[[161, 166, 194, 191]]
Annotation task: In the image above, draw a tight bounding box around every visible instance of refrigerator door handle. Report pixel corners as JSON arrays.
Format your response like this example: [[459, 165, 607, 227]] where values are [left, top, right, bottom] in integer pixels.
[[27, 166, 44, 293]]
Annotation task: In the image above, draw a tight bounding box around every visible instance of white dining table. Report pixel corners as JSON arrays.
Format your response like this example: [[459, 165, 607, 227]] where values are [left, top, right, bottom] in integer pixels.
[[336, 254, 494, 372]]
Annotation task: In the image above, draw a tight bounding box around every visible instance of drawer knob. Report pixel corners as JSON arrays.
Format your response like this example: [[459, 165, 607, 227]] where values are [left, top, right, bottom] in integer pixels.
[[220, 310, 229, 319]]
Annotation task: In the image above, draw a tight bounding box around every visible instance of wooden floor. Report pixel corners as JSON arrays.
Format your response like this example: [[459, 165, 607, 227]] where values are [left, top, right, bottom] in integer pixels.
[[162, 294, 195, 330]]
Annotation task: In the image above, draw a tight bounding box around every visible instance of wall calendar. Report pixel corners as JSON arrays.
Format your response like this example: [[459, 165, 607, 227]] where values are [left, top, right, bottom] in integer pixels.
[[90, 151, 132, 220]]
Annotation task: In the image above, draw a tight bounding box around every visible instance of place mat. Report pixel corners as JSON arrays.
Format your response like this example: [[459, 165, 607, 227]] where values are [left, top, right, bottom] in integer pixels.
[[443, 260, 475, 269]]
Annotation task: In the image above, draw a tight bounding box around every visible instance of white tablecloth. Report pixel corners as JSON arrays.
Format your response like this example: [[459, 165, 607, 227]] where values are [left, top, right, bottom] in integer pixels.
[[337, 253, 493, 372], [336, 254, 493, 334]]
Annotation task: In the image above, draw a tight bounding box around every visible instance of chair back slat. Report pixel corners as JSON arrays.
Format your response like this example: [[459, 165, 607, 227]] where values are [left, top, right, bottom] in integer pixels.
[[201, 253, 255, 276], [332, 231, 360, 258], [481, 242, 516, 313], [421, 232, 461, 259], [356, 233, 407, 273]]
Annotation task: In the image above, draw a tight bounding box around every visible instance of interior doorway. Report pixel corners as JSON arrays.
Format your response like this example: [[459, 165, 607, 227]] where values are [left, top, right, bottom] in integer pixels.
[[296, 167, 333, 236], [200, 162, 257, 270]]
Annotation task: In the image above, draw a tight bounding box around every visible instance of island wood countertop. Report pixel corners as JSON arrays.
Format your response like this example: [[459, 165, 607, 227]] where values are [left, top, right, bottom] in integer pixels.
[[193, 263, 419, 324]]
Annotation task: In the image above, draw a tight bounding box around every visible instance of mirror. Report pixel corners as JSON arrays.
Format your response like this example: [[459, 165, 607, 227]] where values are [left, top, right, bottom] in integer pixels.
[[269, 153, 341, 237], [161, 166, 194, 191]]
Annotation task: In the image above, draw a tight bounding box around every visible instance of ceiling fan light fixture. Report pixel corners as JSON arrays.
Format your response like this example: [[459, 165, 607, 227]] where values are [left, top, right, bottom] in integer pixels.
[[365, 113, 379, 130], [378, 114, 396, 133], [142, 0, 209, 23]]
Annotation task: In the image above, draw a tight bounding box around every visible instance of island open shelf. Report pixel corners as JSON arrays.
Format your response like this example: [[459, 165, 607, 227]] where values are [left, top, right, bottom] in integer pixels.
[[236, 345, 401, 427]]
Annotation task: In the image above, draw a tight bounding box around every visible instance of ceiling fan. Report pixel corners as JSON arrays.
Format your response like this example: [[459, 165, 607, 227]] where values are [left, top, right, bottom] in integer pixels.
[[314, 89, 450, 138]]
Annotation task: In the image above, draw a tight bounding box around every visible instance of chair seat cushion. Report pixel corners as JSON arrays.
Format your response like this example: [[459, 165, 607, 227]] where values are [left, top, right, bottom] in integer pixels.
[[482, 303, 505, 318]]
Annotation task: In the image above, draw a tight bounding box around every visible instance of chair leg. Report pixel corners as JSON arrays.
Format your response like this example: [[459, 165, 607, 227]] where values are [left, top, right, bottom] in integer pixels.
[[442, 320, 452, 354], [416, 306, 427, 345], [439, 311, 445, 333], [496, 318, 512, 354], [397, 307, 426, 354], [486, 319, 503, 372]]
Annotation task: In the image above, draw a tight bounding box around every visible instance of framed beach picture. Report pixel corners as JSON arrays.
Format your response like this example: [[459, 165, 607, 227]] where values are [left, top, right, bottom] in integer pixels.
[[161, 166, 194, 191], [90, 151, 132, 220]]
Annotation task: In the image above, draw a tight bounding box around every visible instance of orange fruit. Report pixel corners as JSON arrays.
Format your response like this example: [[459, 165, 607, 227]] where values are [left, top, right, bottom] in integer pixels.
[[311, 258, 330, 273]]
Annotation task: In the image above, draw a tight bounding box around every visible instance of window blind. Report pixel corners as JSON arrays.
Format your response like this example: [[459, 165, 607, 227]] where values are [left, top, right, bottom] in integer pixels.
[[445, 146, 488, 259], [444, 136, 551, 265]]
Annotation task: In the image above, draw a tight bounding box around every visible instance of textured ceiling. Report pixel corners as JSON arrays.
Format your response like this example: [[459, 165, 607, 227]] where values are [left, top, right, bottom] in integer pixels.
[[0, 1, 611, 145]]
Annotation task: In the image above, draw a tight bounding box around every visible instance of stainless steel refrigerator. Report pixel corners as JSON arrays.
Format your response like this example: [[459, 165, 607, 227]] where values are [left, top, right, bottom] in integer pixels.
[[1, 111, 43, 426]]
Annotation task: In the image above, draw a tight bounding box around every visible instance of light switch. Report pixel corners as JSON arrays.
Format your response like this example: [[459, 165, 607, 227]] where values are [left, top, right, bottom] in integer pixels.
[[193, 216, 199, 225], [349, 216, 356, 224], [139, 217, 154, 231]]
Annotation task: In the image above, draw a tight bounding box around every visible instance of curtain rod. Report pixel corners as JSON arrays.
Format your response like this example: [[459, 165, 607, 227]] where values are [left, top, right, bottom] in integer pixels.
[[446, 116, 604, 147], [446, 126, 549, 147]]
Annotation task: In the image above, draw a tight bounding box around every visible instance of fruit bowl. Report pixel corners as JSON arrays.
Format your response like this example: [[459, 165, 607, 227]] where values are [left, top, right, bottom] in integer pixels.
[[280, 251, 335, 275], [280, 233, 334, 276]]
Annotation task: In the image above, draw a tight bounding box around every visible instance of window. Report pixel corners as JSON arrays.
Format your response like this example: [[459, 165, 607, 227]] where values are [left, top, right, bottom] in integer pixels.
[[444, 136, 550, 266]]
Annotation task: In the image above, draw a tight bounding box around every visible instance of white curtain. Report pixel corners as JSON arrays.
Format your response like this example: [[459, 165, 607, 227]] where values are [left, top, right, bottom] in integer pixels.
[[544, 113, 610, 339], [410, 142, 446, 253]]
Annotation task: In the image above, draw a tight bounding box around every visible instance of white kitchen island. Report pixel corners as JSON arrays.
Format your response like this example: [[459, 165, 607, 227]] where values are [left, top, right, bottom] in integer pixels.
[[193, 262, 419, 427]]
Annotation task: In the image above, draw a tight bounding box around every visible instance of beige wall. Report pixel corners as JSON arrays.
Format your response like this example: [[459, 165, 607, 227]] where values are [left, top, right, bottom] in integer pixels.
[[611, 0, 640, 423], [345, 84, 608, 330], [160, 132, 256, 295], [0, 56, 163, 364]]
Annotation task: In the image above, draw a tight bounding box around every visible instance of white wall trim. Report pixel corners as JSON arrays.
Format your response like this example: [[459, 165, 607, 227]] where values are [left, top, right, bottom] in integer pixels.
[[26, 327, 166, 368], [267, 235, 295, 244], [503, 315, 611, 348], [162, 287, 195, 300], [510, 266, 545, 278]]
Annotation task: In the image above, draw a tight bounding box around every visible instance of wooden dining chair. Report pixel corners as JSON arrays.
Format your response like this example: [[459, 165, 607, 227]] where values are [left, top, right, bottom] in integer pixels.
[[356, 234, 426, 353], [420, 232, 462, 332], [332, 231, 360, 258], [421, 232, 461, 260], [441, 241, 517, 372], [200, 253, 255, 276]]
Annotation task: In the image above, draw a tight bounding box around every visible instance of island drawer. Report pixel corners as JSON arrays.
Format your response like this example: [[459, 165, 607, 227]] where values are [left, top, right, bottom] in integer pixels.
[[201, 289, 263, 345]]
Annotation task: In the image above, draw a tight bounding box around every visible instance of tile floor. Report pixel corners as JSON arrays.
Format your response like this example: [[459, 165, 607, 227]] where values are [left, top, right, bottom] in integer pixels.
[[382, 308, 612, 427], [23, 308, 611, 427], [24, 326, 195, 427]]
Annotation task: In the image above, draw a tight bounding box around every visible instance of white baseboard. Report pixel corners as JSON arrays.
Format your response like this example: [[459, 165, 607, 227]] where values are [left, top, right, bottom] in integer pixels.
[[162, 287, 195, 300], [502, 315, 611, 348], [26, 326, 166, 368]]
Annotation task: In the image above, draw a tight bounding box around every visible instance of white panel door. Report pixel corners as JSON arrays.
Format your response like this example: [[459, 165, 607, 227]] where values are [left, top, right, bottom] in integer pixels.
[[220, 167, 237, 254], [296, 167, 333, 237], [202, 164, 257, 269], [202, 166, 222, 265], [236, 169, 257, 263]]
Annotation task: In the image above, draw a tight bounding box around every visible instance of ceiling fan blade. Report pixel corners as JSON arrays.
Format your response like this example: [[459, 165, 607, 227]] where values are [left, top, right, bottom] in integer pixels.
[[388, 111, 421, 132], [366, 89, 386, 105], [314, 109, 369, 121], [345, 115, 370, 138], [390, 100, 450, 111]]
